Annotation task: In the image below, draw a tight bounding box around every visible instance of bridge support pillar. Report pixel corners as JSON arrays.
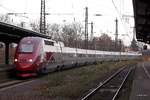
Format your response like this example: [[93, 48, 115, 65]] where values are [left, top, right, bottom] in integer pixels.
[[5, 42, 9, 65]]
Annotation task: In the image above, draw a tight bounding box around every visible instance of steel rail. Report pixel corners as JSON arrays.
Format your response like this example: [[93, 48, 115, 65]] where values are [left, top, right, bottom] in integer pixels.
[[112, 67, 133, 100], [81, 66, 128, 100], [0, 79, 36, 91]]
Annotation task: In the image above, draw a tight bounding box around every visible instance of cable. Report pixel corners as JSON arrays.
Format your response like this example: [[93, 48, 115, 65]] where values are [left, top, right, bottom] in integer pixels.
[[0, 4, 16, 12], [111, 0, 131, 40], [112, 0, 121, 16]]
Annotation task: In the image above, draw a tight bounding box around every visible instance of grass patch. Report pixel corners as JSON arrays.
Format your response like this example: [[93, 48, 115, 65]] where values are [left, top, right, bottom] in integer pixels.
[[39, 60, 138, 99]]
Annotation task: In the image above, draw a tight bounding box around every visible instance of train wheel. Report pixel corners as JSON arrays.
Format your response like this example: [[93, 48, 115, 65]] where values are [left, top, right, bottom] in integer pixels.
[[75, 63, 78, 67], [61, 65, 64, 70], [56, 65, 62, 71], [93, 61, 97, 65], [37, 64, 48, 75], [41, 67, 48, 75]]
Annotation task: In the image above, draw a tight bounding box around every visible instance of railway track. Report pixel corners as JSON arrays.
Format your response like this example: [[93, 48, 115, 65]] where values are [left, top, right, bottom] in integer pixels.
[[0, 66, 39, 90], [0, 62, 134, 94], [81, 65, 134, 100], [0, 79, 37, 91]]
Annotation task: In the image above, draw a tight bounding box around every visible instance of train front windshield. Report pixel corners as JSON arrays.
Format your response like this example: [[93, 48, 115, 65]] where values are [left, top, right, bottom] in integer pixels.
[[19, 44, 34, 53]]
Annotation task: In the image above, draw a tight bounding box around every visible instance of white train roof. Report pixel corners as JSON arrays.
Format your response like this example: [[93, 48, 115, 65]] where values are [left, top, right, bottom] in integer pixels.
[[24, 37, 141, 56]]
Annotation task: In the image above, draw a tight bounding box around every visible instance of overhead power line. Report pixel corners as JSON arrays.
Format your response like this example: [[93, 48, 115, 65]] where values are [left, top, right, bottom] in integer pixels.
[[0, 4, 16, 12], [112, 0, 121, 16], [111, 0, 130, 38]]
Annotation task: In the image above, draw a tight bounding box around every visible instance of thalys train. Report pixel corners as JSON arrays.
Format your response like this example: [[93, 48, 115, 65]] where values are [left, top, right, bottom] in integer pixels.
[[14, 37, 141, 77]]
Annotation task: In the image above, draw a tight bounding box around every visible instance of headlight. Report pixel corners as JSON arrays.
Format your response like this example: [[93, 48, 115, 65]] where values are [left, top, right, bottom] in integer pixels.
[[28, 59, 33, 62], [14, 59, 18, 62]]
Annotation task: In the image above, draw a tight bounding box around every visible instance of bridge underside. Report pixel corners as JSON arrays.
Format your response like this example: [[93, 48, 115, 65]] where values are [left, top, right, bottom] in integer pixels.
[[133, 0, 150, 43]]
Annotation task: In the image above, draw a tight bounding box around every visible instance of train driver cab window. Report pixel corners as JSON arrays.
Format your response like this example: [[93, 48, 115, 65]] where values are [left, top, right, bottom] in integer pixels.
[[19, 44, 33, 53], [44, 40, 54, 46]]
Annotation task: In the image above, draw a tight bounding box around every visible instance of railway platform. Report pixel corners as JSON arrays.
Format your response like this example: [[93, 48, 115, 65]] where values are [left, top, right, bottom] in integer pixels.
[[0, 64, 13, 71], [129, 62, 150, 100]]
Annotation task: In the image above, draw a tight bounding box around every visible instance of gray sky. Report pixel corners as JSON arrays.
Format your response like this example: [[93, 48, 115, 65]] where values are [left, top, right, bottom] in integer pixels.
[[0, 0, 134, 46]]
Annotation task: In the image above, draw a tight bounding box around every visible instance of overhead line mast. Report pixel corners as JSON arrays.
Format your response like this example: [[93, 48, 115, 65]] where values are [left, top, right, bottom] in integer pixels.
[[40, 0, 46, 34], [85, 7, 88, 49], [115, 18, 118, 49]]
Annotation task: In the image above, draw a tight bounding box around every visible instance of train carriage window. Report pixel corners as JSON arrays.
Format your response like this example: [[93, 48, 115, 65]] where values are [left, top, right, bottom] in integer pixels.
[[44, 40, 54, 46]]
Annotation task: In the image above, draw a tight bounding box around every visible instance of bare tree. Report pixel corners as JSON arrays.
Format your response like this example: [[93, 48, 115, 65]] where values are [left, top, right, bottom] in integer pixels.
[[96, 34, 113, 51], [61, 22, 84, 47], [30, 20, 40, 33], [0, 14, 12, 24], [30, 21, 85, 48], [30, 21, 61, 39], [48, 23, 60, 39], [92, 33, 125, 51]]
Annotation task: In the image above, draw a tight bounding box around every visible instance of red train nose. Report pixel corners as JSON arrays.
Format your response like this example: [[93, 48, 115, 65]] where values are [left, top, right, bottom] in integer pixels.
[[15, 62, 33, 70], [14, 57, 35, 70]]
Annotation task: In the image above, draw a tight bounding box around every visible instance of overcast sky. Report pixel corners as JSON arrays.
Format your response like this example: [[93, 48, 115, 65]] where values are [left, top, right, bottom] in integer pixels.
[[0, 0, 134, 46]]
